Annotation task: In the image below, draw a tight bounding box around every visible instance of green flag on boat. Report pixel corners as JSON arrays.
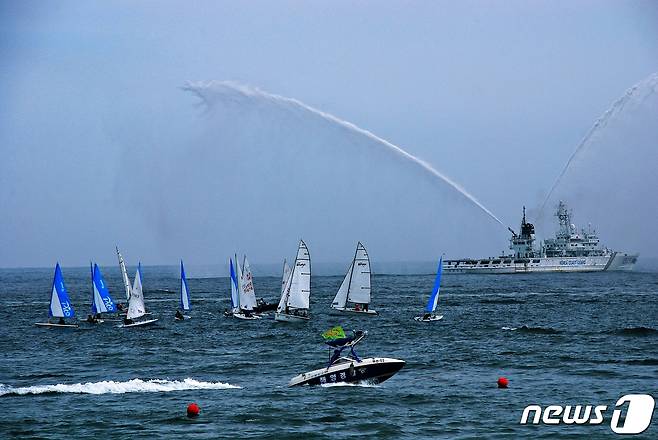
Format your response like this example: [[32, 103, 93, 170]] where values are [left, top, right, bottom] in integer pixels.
[[322, 326, 346, 341]]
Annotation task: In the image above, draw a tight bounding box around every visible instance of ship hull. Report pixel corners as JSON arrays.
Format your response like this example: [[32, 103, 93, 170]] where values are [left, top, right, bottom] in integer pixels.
[[444, 253, 638, 274]]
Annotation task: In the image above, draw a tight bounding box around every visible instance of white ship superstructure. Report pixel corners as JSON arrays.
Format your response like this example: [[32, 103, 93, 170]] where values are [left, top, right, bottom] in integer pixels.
[[444, 201, 638, 273]]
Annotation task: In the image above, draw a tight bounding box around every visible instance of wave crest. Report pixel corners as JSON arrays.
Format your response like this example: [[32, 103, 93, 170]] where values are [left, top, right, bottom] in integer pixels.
[[0, 378, 240, 397]]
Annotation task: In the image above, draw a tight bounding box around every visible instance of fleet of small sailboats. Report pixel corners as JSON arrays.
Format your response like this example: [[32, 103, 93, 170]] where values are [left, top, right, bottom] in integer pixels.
[[414, 256, 444, 322], [35, 242, 446, 329], [275, 240, 311, 322], [331, 242, 378, 315]]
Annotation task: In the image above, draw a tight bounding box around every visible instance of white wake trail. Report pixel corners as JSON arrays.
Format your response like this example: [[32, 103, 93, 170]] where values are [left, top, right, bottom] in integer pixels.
[[0, 378, 240, 396], [182, 81, 507, 230]]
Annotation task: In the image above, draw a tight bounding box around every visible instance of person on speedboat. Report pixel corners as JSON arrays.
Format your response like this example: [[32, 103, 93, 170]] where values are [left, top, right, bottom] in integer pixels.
[[175, 310, 184, 320]]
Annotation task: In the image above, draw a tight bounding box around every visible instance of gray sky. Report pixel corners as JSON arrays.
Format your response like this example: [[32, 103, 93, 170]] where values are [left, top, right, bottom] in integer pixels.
[[1, 1, 657, 270]]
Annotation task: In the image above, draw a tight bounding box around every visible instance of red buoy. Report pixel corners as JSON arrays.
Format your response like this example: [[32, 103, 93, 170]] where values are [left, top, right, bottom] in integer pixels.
[[187, 403, 200, 418], [497, 377, 509, 388]]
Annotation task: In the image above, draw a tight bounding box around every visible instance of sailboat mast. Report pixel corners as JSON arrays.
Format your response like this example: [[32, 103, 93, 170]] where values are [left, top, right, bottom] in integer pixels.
[[90, 261, 95, 315], [116, 246, 131, 301], [344, 243, 360, 301]]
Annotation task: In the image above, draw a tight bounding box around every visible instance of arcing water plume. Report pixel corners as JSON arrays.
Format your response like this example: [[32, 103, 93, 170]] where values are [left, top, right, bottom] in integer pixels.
[[181, 81, 508, 231], [539, 72, 658, 218]]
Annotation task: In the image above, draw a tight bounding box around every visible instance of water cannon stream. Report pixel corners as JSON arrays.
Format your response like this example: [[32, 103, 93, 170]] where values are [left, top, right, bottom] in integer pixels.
[[182, 81, 513, 232]]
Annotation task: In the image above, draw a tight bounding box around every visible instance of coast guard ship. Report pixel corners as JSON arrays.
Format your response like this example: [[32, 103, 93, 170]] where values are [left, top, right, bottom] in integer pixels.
[[444, 201, 638, 273]]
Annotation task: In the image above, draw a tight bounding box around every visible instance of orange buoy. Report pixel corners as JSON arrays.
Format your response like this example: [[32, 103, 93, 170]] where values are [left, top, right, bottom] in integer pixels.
[[187, 402, 200, 418], [497, 377, 509, 388]]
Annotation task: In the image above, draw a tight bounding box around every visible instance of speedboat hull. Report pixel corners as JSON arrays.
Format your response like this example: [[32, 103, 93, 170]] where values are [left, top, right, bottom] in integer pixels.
[[332, 307, 378, 316], [275, 312, 310, 322], [289, 357, 405, 387]]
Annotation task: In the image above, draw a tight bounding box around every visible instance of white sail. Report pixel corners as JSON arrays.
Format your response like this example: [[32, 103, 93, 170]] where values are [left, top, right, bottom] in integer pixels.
[[281, 259, 291, 296], [286, 240, 311, 310], [331, 261, 353, 309], [346, 242, 371, 305], [233, 254, 251, 311], [116, 247, 132, 301], [241, 256, 258, 310], [277, 260, 294, 313], [127, 264, 146, 320]]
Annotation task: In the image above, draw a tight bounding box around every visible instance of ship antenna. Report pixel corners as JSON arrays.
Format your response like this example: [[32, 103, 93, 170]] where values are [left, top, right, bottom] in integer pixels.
[[523, 206, 526, 225]]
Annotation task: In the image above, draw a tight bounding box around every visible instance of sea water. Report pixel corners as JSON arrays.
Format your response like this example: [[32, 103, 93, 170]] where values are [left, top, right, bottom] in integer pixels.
[[0, 267, 656, 438]]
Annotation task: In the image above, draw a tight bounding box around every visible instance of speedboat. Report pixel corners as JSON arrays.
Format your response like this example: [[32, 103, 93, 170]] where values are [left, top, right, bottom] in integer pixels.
[[288, 329, 404, 387]]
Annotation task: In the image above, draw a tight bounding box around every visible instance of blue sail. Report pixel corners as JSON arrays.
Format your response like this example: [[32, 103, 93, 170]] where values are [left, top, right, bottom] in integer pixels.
[[49, 263, 75, 319], [91, 263, 116, 314], [229, 258, 239, 309], [425, 256, 443, 313], [180, 260, 191, 311]]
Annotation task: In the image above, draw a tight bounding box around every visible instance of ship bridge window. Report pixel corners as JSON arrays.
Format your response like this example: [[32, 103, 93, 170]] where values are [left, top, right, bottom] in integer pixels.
[[503, 260, 512, 264], [492, 260, 501, 264], [532, 259, 540, 263]]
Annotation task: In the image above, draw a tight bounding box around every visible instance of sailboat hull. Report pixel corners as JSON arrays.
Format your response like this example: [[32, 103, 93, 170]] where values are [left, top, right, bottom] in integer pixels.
[[275, 312, 310, 322], [35, 322, 79, 328], [331, 307, 379, 316], [120, 318, 159, 328], [233, 313, 261, 320], [289, 357, 405, 387], [414, 314, 443, 322]]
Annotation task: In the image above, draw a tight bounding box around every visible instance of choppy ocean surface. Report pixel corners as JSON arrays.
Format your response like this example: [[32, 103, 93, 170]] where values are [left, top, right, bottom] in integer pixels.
[[1, 268, 657, 439]]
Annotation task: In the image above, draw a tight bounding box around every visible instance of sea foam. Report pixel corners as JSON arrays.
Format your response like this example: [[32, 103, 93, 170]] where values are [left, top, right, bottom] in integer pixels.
[[0, 378, 240, 396]]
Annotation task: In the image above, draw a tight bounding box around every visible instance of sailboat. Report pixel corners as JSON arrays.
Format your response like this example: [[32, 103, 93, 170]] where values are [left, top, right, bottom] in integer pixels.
[[227, 256, 260, 320], [121, 263, 158, 327], [275, 240, 311, 322], [331, 242, 378, 315], [414, 256, 444, 322], [35, 263, 78, 328], [243, 255, 276, 314], [87, 263, 117, 323], [175, 260, 191, 321]]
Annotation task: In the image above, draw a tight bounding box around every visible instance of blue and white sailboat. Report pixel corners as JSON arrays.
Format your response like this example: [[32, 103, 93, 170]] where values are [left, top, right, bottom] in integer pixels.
[[225, 256, 260, 320], [35, 263, 78, 328], [175, 260, 191, 321], [414, 256, 445, 322], [87, 263, 117, 323]]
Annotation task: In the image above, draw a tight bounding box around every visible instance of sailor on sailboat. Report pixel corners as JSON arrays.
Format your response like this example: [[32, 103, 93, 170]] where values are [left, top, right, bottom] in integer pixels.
[[331, 242, 378, 315], [175, 260, 191, 321], [87, 263, 117, 324], [35, 263, 79, 328], [226, 256, 260, 320], [121, 263, 158, 327], [289, 326, 405, 386], [275, 240, 311, 322], [414, 256, 444, 322]]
